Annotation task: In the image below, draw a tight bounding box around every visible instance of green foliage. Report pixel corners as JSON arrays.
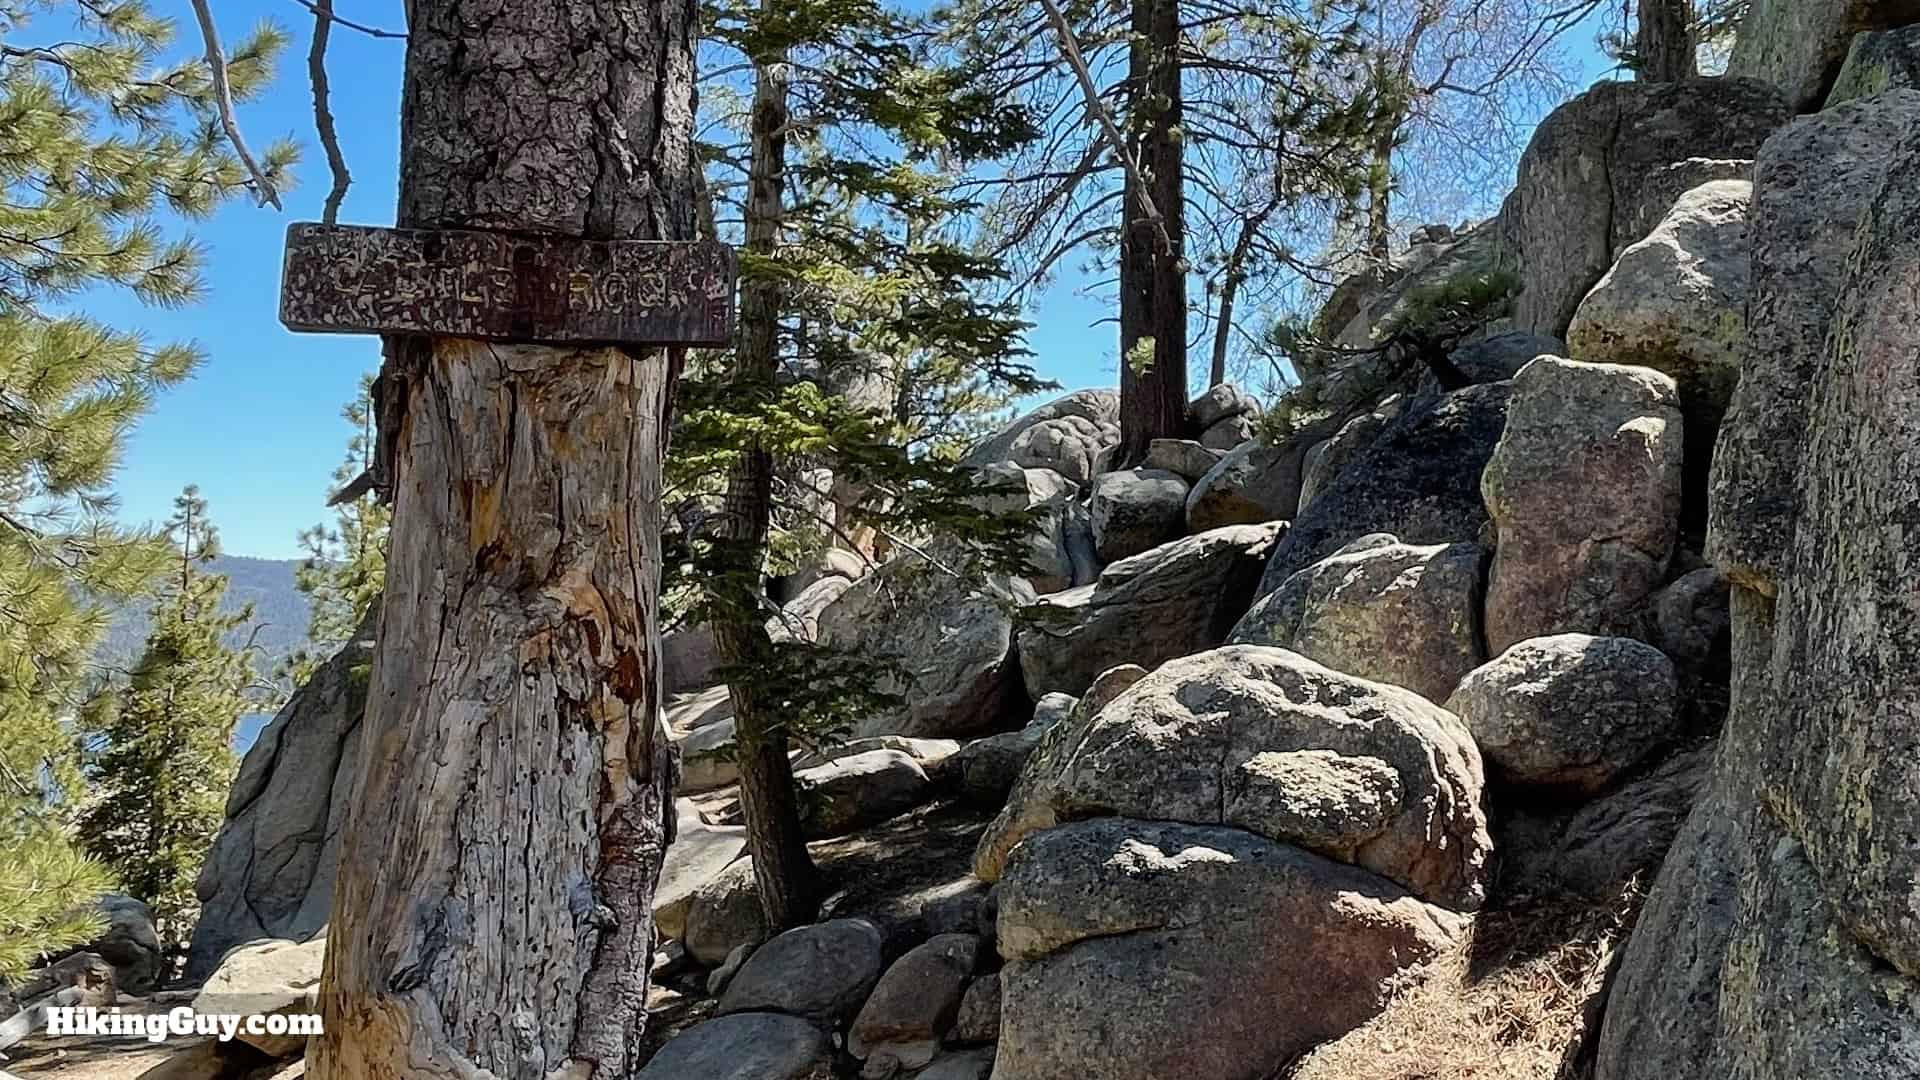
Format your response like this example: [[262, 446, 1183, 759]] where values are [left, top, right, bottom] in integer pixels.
[[283, 375, 387, 685], [1377, 266, 1520, 341], [77, 487, 247, 947], [0, 0, 292, 973]]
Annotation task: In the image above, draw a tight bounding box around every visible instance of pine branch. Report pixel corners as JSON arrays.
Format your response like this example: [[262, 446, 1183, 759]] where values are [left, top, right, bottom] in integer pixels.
[[188, 0, 283, 210]]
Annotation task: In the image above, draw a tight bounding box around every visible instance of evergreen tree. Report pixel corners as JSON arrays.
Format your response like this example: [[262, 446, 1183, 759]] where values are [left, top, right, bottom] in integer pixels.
[[283, 374, 387, 685], [77, 487, 249, 947], [0, 0, 291, 975], [677, 0, 1045, 929]]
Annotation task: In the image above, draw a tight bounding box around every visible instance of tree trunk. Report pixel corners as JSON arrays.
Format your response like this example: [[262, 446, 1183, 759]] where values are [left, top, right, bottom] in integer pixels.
[[1637, 0, 1698, 82], [1117, 0, 1187, 465], [1365, 107, 1398, 262], [713, 41, 820, 933], [311, 2, 698, 1076]]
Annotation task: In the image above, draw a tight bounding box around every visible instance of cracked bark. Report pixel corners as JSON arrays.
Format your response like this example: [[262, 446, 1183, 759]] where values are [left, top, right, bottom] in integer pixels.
[[1636, 0, 1699, 83], [1116, 0, 1188, 466], [310, 0, 698, 1076]]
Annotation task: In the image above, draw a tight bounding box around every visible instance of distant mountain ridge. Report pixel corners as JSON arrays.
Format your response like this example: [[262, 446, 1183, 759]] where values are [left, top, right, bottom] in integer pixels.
[[100, 555, 313, 676]]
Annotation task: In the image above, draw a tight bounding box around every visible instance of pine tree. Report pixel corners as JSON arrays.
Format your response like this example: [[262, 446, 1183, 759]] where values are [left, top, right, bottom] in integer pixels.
[[77, 487, 249, 947], [0, 0, 291, 976], [283, 374, 388, 685], [677, 0, 1046, 929]]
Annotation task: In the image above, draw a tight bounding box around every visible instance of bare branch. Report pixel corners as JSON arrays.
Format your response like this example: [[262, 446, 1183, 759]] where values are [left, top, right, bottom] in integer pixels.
[[282, 0, 406, 39], [188, 0, 281, 210], [307, 0, 352, 223]]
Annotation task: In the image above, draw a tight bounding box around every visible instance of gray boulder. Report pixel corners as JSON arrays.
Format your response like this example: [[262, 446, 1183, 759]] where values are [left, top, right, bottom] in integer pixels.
[[963, 389, 1119, 470], [952, 973, 1001, 1045], [1729, 0, 1920, 110], [766, 573, 856, 644], [655, 799, 748, 941], [1141, 438, 1222, 483], [797, 749, 932, 839], [192, 936, 325, 1058], [968, 462, 1086, 593], [1611, 158, 1755, 254], [1184, 440, 1307, 532], [817, 550, 1028, 739], [1568, 180, 1752, 533], [663, 622, 722, 694], [1481, 357, 1684, 654], [1828, 24, 1920, 106], [675, 716, 740, 793], [1708, 92, 1920, 594], [1501, 746, 1714, 902], [1198, 412, 1255, 451], [1015, 523, 1282, 700], [849, 933, 981, 1068], [994, 818, 1466, 1080], [1089, 468, 1189, 562], [635, 1012, 835, 1080], [1500, 78, 1788, 337], [953, 692, 1075, 809], [188, 614, 372, 980], [1008, 415, 1114, 484], [1232, 538, 1485, 704], [684, 857, 768, 966], [1446, 634, 1680, 798], [717, 918, 886, 1023], [1188, 383, 1258, 428], [920, 1048, 996, 1080], [1258, 382, 1510, 597], [89, 895, 161, 996]]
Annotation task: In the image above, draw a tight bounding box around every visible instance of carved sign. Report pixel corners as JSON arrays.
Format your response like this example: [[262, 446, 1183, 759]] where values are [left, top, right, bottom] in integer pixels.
[[279, 223, 736, 347]]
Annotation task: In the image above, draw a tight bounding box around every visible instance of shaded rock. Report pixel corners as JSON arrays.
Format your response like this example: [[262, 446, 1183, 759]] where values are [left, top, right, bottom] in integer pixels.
[[1611, 158, 1755, 254], [635, 1012, 835, 1080], [1500, 78, 1788, 337], [707, 942, 754, 996], [1729, 0, 1920, 111], [1828, 24, 1920, 105], [684, 858, 769, 966], [1089, 468, 1188, 562], [1259, 382, 1511, 596], [920, 883, 992, 938], [1034, 645, 1490, 908], [14, 951, 116, 1007], [1232, 538, 1486, 704], [1296, 407, 1393, 514], [1707, 92, 1920, 593], [917, 1048, 995, 1080], [850, 934, 981, 1064], [952, 973, 1001, 1045], [667, 683, 733, 733], [1501, 745, 1714, 902], [655, 799, 748, 942], [798, 749, 933, 839], [1015, 523, 1282, 700], [663, 622, 722, 694], [1481, 357, 1684, 654], [676, 716, 740, 793], [778, 545, 866, 601], [1184, 440, 1307, 533], [1188, 383, 1257, 428], [1141, 439, 1221, 483], [718, 918, 886, 1024], [1568, 180, 1752, 534], [188, 615, 372, 981], [767, 574, 857, 644], [963, 390, 1119, 473], [1446, 634, 1681, 798], [953, 693, 1074, 809], [1647, 566, 1734, 731], [968, 462, 1082, 593], [1198, 413, 1254, 451], [89, 895, 161, 996], [817, 551, 1028, 739], [193, 936, 324, 1058], [994, 819, 1466, 1080]]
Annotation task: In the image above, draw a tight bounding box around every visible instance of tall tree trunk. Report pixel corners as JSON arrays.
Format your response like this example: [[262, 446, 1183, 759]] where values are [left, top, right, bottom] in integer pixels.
[[1117, 0, 1187, 465], [1637, 0, 1699, 81], [311, 1, 697, 1076], [1365, 111, 1398, 262], [713, 41, 819, 933]]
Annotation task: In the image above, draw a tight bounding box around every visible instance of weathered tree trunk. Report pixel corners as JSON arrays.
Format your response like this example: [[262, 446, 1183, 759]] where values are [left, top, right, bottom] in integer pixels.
[[1117, 0, 1188, 465], [1637, 0, 1699, 82], [713, 42, 820, 933], [311, 1, 698, 1076]]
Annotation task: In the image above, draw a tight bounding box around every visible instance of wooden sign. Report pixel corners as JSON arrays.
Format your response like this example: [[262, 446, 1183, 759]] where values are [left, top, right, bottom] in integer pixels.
[[278, 223, 736, 347]]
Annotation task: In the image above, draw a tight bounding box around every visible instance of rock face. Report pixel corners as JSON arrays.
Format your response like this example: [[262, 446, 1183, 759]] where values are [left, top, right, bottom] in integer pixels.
[[816, 551, 1027, 739], [1259, 382, 1510, 597], [1827, 24, 1920, 105], [984, 646, 1491, 909], [716, 918, 886, 1023], [1481, 357, 1684, 654], [1183, 439, 1307, 533], [1445, 634, 1681, 798], [1016, 523, 1282, 700], [635, 1012, 835, 1080], [1707, 92, 1920, 594], [1232, 539, 1485, 704], [1729, 0, 1920, 110], [1500, 78, 1787, 337], [993, 818, 1466, 1080], [1600, 100, 1920, 1080], [1090, 468, 1188, 562], [188, 615, 371, 980], [1567, 180, 1752, 532]]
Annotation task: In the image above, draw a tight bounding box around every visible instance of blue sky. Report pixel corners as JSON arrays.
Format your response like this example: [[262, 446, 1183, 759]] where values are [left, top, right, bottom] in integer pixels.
[[102, 0, 1618, 557]]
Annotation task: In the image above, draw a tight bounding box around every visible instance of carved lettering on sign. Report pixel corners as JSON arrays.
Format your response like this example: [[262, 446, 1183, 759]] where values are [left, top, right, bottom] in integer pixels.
[[278, 223, 736, 347]]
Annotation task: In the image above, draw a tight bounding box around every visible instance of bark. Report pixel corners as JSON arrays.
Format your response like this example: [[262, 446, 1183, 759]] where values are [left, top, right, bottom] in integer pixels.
[[1117, 0, 1188, 465], [713, 42, 820, 933], [1637, 0, 1699, 82], [311, 1, 699, 1076]]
